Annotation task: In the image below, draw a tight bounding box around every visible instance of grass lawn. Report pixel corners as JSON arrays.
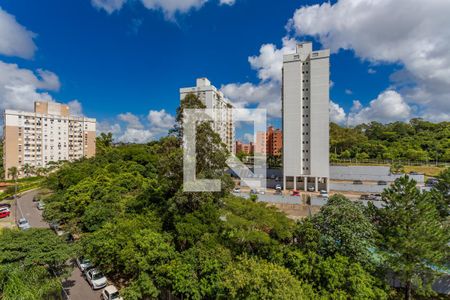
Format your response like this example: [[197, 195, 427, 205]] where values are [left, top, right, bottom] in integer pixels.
[[404, 165, 446, 177]]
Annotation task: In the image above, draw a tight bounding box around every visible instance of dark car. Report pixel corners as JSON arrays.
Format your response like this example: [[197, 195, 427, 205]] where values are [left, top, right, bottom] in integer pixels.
[[353, 180, 363, 185], [359, 194, 370, 200], [0, 203, 11, 209], [377, 180, 387, 185], [426, 178, 439, 187]]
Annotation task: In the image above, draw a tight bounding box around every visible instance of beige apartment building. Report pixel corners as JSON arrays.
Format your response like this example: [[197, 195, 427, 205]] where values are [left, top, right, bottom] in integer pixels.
[[180, 78, 235, 154], [3, 101, 96, 179]]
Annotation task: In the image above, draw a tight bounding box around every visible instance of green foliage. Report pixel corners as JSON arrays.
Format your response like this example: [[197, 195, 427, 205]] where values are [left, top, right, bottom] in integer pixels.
[[300, 195, 376, 266], [38, 100, 450, 299], [0, 228, 74, 299], [96, 132, 114, 154], [376, 176, 450, 298], [330, 120, 450, 162], [220, 255, 317, 300]]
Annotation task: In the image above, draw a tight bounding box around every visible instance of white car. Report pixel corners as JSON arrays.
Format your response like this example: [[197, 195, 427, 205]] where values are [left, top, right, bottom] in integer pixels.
[[233, 187, 241, 193], [84, 268, 107, 290], [37, 201, 45, 210], [17, 218, 31, 230], [102, 285, 123, 300], [76, 257, 93, 273], [319, 190, 329, 198]]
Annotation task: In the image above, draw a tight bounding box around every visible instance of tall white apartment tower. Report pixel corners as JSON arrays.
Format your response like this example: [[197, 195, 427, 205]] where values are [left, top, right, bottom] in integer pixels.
[[180, 78, 235, 154], [282, 42, 330, 192]]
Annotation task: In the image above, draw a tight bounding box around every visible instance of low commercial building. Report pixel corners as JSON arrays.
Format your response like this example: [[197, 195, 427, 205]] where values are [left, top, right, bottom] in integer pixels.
[[3, 101, 96, 179]]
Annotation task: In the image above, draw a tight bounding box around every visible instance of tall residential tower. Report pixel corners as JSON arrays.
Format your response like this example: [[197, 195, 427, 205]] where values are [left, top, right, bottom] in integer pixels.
[[180, 78, 235, 154], [282, 42, 330, 191], [3, 101, 96, 179]]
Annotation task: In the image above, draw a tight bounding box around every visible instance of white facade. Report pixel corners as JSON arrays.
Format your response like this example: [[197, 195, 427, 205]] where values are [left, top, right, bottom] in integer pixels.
[[180, 78, 235, 154], [282, 42, 330, 191], [3, 101, 96, 178]]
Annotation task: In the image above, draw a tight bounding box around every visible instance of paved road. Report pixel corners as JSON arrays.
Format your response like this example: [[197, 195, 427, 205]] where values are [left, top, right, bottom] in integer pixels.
[[15, 191, 101, 300], [15, 190, 48, 228]]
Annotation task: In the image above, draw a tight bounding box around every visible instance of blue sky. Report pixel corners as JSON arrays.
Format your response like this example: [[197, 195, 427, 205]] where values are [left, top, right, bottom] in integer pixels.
[[0, 0, 449, 142]]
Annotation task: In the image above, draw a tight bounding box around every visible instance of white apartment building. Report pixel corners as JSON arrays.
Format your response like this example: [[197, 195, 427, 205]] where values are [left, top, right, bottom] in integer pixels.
[[282, 42, 330, 191], [180, 78, 235, 154], [3, 101, 96, 179]]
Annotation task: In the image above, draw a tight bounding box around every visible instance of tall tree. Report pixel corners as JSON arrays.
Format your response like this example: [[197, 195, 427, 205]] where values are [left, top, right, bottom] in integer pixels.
[[303, 194, 376, 266], [376, 176, 450, 300]]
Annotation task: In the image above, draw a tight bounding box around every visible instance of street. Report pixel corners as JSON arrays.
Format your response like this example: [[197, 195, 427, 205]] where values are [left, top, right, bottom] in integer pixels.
[[15, 190, 101, 300]]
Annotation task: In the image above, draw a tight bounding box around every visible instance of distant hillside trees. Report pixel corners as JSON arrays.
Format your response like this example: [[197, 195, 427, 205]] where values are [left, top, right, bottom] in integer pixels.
[[330, 119, 450, 163]]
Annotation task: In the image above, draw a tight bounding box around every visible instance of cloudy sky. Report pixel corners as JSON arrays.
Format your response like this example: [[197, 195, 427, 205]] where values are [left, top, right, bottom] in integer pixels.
[[1, 0, 449, 142]]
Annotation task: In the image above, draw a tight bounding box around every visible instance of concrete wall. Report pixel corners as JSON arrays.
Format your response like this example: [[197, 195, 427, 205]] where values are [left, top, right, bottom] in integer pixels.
[[330, 182, 387, 193], [330, 166, 424, 183]]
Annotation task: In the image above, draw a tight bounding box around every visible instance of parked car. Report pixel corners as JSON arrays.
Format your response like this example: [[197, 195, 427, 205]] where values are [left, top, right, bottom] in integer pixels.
[[359, 194, 370, 200], [0, 203, 11, 209], [275, 184, 282, 191], [307, 186, 315, 192], [426, 178, 439, 187], [0, 208, 11, 219], [17, 218, 31, 230], [37, 201, 45, 210], [250, 189, 258, 195], [291, 190, 300, 196], [353, 180, 363, 185], [101, 285, 123, 300], [377, 180, 387, 186], [76, 257, 93, 273], [84, 268, 107, 290], [319, 190, 329, 198], [233, 187, 241, 193], [258, 189, 266, 195]]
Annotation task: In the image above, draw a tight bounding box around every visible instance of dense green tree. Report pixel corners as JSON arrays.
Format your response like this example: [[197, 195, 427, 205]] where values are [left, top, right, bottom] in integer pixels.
[[0, 228, 74, 299], [302, 195, 376, 266], [96, 132, 114, 154], [376, 176, 450, 300], [284, 250, 387, 299], [219, 255, 317, 300], [430, 168, 450, 218], [330, 120, 450, 162]]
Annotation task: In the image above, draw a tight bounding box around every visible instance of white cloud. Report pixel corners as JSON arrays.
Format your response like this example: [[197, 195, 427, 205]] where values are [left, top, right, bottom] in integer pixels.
[[248, 37, 296, 83], [118, 112, 144, 129], [219, 0, 235, 6], [347, 90, 412, 126], [344, 89, 352, 95], [243, 133, 253, 143], [118, 128, 154, 143], [147, 109, 175, 129], [221, 81, 281, 117], [0, 61, 60, 112], [221, 38, 297, 118], [329, 100, 346, 124], [97, 121, 122, 136], [0, 7, 37, 59], [104, 109, 176, 143], [91, 0, 127, 14], [67, 99, 83, 116], [288, 0, 450, 120], [368, 68, 376, 74], [92, 0, 233, 18]]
